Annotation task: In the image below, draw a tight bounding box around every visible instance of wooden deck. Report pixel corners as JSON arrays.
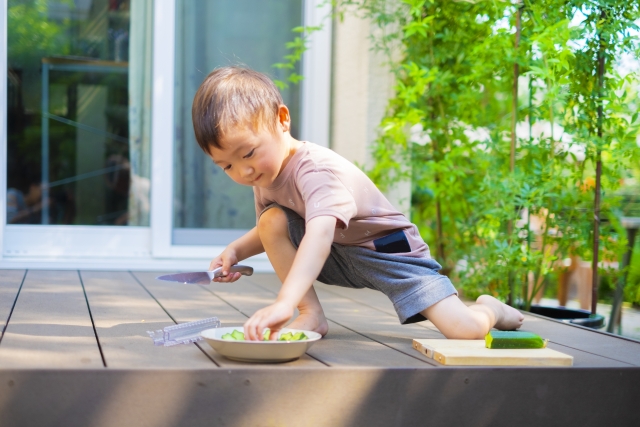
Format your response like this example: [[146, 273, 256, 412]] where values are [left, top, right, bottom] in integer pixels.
[[0, 269, 639, 426]]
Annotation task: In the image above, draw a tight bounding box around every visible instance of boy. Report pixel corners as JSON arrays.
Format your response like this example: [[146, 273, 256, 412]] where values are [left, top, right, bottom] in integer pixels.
[[192, 66, 524, 341]]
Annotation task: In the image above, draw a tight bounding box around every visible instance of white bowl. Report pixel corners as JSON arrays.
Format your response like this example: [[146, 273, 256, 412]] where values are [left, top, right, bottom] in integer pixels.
[[201, 326, 322, 363]]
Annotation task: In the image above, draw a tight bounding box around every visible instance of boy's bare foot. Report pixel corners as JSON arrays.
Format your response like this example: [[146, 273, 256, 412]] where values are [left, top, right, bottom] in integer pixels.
[[476, 295, 524, 330], [288, 311, 329, 336]]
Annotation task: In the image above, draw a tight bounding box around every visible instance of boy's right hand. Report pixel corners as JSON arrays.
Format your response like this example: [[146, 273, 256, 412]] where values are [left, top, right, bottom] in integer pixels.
[[209, 248, 242, 283]]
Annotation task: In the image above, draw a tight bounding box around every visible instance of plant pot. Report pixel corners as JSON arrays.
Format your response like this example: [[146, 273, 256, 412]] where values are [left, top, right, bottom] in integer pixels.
[[526, 305, 606, 329]]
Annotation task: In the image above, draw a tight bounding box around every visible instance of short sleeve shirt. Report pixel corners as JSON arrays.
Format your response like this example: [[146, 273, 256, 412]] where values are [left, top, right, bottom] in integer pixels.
[[254, 142, 431, 258]]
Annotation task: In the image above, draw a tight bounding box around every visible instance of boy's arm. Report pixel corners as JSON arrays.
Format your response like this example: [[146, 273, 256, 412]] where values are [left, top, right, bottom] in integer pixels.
[[228, 226, 264, 261], [209, 226, 264, 281], [243, 215, 336, 340]]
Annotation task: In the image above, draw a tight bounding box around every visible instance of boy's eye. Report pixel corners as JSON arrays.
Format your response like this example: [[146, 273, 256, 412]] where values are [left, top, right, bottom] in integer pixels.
[[224, 165, 231, 171], [244, 149, 255, 158]]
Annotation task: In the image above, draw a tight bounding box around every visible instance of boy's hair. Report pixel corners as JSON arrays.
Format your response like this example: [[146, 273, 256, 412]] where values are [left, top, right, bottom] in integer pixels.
[[192, 66, 283, 153]]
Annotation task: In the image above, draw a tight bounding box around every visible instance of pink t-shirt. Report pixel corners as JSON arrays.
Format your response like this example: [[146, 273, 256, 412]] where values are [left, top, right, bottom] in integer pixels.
[[253, 142, 431, 258]]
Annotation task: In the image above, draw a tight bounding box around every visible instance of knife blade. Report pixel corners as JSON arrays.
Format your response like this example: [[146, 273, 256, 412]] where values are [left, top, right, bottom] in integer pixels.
[[155, 265, 254, 284]]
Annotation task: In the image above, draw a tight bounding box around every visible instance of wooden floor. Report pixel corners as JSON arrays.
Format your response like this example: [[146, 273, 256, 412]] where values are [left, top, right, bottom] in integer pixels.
[[1, 269, 639, 427]]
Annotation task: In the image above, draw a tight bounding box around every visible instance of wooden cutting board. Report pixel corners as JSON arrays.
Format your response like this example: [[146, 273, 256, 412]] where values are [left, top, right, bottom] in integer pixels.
[[413, 339, 573, 366]]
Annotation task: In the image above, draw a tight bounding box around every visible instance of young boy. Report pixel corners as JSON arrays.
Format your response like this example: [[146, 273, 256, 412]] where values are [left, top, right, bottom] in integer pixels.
[[192, 66, 524, 341]]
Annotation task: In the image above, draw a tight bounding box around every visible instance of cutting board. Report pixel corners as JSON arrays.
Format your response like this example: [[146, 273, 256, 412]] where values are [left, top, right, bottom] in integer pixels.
[[413, 339, 573, 366]]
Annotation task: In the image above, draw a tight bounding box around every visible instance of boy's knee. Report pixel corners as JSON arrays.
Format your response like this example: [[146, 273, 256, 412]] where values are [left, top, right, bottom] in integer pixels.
[[258, 207, 289, 238]]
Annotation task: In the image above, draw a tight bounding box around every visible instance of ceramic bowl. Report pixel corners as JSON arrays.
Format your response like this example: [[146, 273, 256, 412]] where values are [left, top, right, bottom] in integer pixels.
[[201, 326, 322, 363]]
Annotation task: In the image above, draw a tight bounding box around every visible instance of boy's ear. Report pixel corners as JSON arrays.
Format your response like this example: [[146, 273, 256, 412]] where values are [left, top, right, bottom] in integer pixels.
[[278, 105, 291, 132]]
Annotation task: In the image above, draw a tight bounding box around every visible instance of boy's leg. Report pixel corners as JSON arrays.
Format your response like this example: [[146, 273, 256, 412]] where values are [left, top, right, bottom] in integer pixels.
[[257, 207, 329, 336], [421, 295, 524, 339]]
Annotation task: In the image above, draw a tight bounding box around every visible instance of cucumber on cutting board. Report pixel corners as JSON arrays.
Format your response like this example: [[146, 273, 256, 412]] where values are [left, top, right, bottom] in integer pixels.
[[485, 331, 548, 349], [412, 338, 573, 366]]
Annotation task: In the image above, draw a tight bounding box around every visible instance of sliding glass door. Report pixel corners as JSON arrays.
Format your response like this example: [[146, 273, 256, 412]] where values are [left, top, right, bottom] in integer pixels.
[[151, 0, 330, 260], [1, 0, 152, 261], [172, 0, 303, 247], [1, 0, 331, 266], [5, 0, 151, 227]]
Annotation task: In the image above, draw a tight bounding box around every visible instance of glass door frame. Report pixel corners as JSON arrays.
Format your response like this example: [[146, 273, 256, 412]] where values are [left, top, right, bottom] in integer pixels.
[[0, 0, 7, 261], [0, 0, 151, 267], [0, 0, 332, 268]]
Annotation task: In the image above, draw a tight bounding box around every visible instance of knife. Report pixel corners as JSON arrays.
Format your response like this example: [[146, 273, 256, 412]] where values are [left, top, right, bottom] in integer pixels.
[[155, 265, 254, 285]]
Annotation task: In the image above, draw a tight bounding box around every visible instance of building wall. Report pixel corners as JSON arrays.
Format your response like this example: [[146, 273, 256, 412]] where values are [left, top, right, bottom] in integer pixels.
[[330, 13, 411, 217]]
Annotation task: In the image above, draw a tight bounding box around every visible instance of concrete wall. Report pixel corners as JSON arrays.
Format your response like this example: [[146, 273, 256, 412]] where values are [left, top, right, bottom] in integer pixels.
[[330, 12, 411, 217]]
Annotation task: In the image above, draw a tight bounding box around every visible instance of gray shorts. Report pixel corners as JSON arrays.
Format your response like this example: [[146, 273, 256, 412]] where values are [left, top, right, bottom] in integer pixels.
[[262, 204, 457, 324]]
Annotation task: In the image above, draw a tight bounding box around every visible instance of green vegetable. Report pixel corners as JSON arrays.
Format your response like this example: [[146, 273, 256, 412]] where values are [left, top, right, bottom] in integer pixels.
[[220, 329, 308, 341], [278, 331, 308, 341], [278, 332, 293, 341], [230, 329, 245, 341], [485, 331, 547, 349], [291, 332, 307, 341]]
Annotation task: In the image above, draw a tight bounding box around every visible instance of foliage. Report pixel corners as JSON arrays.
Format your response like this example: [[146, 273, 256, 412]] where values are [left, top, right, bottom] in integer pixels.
[[7, 0, 72, 68], [277, 0, 640, 306], [272, 25, 323, 90]]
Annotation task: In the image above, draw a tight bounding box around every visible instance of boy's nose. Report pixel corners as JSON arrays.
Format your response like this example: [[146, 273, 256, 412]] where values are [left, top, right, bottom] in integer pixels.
[[242, 166, 255, 180]]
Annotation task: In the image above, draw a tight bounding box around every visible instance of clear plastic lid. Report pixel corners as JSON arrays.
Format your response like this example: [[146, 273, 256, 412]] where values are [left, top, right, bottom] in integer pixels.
[[147, 317, 221, 346]]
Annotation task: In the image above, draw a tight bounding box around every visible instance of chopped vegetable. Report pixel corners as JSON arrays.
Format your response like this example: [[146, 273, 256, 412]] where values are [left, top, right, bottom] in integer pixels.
[[219, 329, 308, 341], [279, 332, 293, 341], [291, 332, 307, 341], [485, 331, 547, 349], [230, 329, 245, 341]]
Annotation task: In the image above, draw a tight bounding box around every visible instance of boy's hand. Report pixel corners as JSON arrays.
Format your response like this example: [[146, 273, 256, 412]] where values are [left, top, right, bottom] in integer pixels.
[[243, 301, 295, 341], [209, 248, 242, 283]]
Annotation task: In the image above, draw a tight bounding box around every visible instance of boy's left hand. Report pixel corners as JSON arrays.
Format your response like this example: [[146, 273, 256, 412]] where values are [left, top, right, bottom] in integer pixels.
[[243, 301, 295, 341]]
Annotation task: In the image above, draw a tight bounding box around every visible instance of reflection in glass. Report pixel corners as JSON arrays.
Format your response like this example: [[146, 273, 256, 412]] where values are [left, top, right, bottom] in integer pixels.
[[173, 0, 303, 245], [5, 0, 151, 226]]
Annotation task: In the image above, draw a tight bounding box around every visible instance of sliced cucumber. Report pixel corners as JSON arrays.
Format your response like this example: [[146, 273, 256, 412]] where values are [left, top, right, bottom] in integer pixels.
[[221, 329, 308, 341], [230, 329, 245, 341], [485, 331, 547, 349], [279, 332, 294, 341], [292, 332, 307, 341]]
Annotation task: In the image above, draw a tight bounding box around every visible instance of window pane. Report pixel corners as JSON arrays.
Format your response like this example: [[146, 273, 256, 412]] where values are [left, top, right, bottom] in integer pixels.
[[5, 0, 151, 226], [173, 0, 303, 245]]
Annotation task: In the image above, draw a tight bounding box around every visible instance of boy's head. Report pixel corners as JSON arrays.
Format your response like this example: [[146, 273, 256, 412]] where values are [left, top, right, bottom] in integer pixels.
[[192, 66, 284, 154]]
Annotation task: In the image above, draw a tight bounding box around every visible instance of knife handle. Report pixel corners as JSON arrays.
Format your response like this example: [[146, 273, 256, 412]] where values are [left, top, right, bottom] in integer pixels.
[[211, 264, 254, 278]]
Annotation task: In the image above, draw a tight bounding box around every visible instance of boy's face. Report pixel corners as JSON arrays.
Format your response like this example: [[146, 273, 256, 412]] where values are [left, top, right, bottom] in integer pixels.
[[208, 106, 292, 188]]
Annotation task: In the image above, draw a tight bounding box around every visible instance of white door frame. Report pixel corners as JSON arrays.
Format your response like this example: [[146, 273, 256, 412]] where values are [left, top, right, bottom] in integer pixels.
[[0, 0, 7, 262], [0, 0, 332, 270]]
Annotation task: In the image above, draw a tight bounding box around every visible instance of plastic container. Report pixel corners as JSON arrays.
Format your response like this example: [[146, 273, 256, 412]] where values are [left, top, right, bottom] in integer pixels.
[[147, 317, 221, 346], [528, 305, 605, 329]]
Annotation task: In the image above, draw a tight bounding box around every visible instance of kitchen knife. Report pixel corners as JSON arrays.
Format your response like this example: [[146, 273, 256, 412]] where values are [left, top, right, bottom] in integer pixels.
[[155, 265, 254, 284]]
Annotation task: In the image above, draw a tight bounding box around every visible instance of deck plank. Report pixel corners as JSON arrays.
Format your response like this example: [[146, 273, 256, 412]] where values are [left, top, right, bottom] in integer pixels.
[[320, 279, 636, 366], [132, 271, 325, 368], [250, 276, 441, 366], [289, 278, 442, 335], [252, 274, 632, 367], [0, 270, 25, 339], [0, 270, 102, 368], [236, 274, 435, 367], [80, 271, 217, 369], [1, 368, 639, 427], [152, 272, 413, 367], [520, 313, 640, 366], [2, 269, 635, 369]]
